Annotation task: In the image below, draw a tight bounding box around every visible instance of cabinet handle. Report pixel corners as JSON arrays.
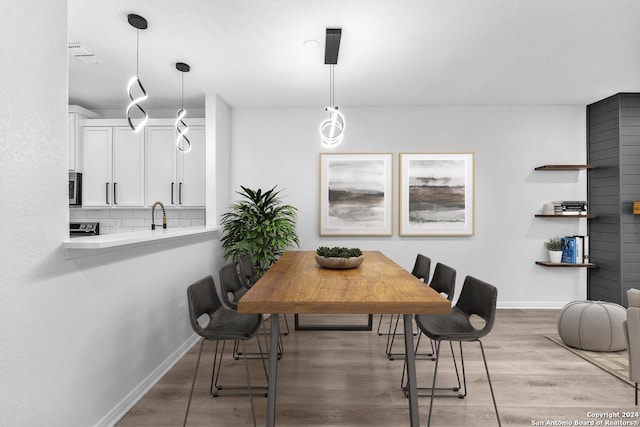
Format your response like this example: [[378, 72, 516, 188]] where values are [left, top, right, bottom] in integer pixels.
[[114, 182, 118, 205], [179, 182, 183, 205], [105, 182, 109, 204], [171, 182, 175, 204]]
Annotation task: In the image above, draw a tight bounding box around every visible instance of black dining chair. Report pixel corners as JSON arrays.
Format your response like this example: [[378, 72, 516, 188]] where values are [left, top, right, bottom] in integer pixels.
[[237, 253, 290, 336], [219, 263, 283, 360], [413, 262, 457, 358], [400, 262, 457, 391], [218, 262, 249, 310], [184, 275, 267, 427], [238, 253, 260, 288], [380, 254, 431, 359], [414, 275, 501, 426], [385, 256, 442, 360]]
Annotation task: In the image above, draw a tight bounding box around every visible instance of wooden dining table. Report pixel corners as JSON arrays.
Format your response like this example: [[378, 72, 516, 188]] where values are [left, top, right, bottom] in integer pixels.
[[238, 250, 451, 427]]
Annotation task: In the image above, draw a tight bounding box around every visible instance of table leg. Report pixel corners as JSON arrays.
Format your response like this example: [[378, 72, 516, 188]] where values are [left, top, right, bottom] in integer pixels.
[[267, 313, 280, 427], [403, 314, 420, 427]]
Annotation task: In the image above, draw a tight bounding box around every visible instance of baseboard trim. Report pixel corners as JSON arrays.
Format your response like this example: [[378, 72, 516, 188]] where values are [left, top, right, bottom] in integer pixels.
[[95, 333, 200, 427], [497, 301, 568, 309]]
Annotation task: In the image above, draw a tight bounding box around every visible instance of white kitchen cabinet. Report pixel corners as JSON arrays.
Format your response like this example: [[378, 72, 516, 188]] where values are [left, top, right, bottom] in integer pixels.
[[178, 126, 205, 206], [145, 127, 177, 206], [145, 125, 205, 207], [68, 105, 100, 171], [81, 126, 145, 207], [68, 113, 78, 170]]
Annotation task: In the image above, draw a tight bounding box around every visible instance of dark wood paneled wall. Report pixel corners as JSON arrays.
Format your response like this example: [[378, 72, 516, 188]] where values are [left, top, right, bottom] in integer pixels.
[[588, 93, 640, 305]]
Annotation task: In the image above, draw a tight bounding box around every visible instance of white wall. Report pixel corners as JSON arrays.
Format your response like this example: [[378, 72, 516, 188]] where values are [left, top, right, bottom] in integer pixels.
[[231, 106, 588, 307], [206, 94, 232, 224], [0, 2, 225, 426]]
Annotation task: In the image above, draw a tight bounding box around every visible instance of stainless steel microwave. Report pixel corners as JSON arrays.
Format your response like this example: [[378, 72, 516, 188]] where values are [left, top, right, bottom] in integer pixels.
[[69, 172, 82, 206]]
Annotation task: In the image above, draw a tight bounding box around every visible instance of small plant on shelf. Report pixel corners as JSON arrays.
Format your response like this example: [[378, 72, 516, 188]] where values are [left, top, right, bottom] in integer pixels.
[[544, 236, 563, 251], [316, 246, 363, 258], [544, 236, 564, 263]]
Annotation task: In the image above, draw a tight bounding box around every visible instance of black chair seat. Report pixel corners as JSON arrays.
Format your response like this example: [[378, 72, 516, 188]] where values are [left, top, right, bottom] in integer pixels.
[[198, 307, 262, 341], [415, 308, 484, 342]]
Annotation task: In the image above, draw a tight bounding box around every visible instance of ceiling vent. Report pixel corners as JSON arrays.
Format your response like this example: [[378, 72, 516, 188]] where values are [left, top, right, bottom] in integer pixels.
[[68, 42, 103, 64]]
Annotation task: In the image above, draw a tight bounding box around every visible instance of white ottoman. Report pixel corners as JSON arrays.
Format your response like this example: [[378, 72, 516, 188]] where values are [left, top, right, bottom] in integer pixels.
[[557, 300, 627, 351]]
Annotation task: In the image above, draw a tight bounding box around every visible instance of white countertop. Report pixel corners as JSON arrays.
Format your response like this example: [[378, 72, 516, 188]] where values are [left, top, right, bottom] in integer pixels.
[[62, 226, 219, 251]]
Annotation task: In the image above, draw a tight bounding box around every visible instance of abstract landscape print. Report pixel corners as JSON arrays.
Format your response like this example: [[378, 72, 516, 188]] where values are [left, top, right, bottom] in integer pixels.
[[319, 153, 393, 236], [399, 153, 474, 236]]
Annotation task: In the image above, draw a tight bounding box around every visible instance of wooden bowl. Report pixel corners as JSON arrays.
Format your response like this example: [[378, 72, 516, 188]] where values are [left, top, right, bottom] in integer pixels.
[[315, 254, 364, 269]]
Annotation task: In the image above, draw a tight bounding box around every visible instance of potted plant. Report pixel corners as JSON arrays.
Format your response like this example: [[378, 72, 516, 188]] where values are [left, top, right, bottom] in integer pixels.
[[220, 186, 300, 276], [315, 246, 364, 269], [544, 236, 564, 263]]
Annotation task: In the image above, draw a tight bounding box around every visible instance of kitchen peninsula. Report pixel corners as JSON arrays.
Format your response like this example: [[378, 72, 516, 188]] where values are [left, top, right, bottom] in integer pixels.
[[62, 226, 218, 255]]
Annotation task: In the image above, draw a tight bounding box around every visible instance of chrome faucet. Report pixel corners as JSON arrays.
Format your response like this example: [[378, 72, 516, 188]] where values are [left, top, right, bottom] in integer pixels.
[[151, 201, 167, 230]]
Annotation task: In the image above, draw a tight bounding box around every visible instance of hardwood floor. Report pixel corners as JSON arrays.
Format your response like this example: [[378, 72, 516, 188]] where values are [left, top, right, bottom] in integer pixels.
[[117, 310, 637, 426]]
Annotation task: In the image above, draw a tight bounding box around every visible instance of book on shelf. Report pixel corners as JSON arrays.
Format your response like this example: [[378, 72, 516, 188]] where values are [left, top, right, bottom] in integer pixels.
[[560, 200, 588, 215], [558, 235, 589, 264], [548, 201, 588, 216], [561, 237, 577, 263], [574, 236, 583, 264], [574, 234, 589, 263]]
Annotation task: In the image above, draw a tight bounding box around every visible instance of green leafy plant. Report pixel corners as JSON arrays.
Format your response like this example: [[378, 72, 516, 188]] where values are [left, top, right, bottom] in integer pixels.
[[221, 186, 300, 276], [316, 246, 363, 258], [544, 236, 563, 251]]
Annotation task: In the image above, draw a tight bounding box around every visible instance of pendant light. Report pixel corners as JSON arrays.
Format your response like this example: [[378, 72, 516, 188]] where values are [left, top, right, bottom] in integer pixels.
[[320, 28, 345, 147], [126, 14, 149, 132], [175, 62, 191, 152]]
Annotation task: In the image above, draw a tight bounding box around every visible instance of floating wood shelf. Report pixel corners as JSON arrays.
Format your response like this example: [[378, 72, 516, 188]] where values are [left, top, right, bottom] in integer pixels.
[[535, 214, 596, 219], [534, 164, 595, 171], [535, 261, 596, 268]]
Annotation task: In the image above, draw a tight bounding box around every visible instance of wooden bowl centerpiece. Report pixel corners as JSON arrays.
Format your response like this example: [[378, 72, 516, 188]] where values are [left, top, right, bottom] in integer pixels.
[[315, 246, 364, 269]]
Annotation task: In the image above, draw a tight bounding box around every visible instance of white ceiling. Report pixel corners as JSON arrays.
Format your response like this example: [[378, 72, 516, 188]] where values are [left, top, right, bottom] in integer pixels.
[[68, 0, 640, 111]]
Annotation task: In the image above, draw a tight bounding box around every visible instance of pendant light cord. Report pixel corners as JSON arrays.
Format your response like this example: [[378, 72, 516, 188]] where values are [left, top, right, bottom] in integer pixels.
[[329, 65, 335, 109], [136, 29, 140, 78], [181, 72, 185, 109]]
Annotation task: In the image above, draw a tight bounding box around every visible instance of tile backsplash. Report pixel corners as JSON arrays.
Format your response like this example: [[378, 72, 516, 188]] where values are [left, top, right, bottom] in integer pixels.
[[70, 208, 205, 235]]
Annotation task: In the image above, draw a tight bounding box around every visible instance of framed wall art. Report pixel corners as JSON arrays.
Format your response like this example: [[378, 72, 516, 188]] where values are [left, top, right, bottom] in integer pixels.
[[399, 153, 474, 236], [319, 153, 393, 236]]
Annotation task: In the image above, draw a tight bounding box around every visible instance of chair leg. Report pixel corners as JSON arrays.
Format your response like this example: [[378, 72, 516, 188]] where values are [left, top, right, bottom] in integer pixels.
[[241, 341, 257, 427], [281, 313, 290, 335], [212, 339, 267, 396], [211, 341, 225, 395], [255, 325, 269, 397], [236, 318, 283, 360], [478, 340, 501, 427], [385, 314, 400, 358], [427, 340, 441, 427], [183, 338, 205, 427], [413, 331, 436, 358], [636, 383, 638, 405], [386, 315, 421, 360], [376, 314, 386, 335], [456, 341, 466, 398], [400, 331, 421, 389], [401, 340, 462, 397]]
